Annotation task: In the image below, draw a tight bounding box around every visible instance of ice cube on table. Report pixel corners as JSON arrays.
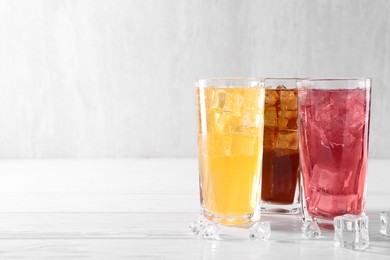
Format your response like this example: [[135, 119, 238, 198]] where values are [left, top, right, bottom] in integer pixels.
[[302, 221, 321, 239], [380, 211, 390, 236], [334, 214, 369, 250], [189, 218, 219, 240], [189, 219, 203, 235], [199, 223, 219, 239], [280, 90, 297, 110], [249, 222, 271, 240]]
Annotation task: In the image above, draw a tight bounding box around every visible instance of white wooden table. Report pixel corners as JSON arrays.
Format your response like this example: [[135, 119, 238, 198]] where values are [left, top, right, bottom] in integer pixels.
[[0, 159, 389, 259]]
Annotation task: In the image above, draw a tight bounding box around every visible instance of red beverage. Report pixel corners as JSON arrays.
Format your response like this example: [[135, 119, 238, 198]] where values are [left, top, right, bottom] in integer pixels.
[[299, 88, 370, 220]]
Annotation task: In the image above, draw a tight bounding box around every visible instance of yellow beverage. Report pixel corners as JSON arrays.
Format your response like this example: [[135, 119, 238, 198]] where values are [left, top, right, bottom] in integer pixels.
[[197, 86, 265, 224]]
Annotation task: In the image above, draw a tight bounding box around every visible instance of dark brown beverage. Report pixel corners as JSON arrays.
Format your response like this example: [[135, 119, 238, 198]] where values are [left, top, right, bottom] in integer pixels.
[[261, 87, 299, 205]]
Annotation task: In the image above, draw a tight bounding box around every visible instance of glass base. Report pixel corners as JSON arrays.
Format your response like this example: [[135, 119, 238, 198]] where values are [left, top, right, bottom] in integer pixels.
[[189, 215, 271, 240], [299, 175, 367, 231], [303, 217, 335, 230], [202, 208, 260, 226], [260, 202, 300, 215], [301, 201, 336, 230], [303, 213, 368, 230]]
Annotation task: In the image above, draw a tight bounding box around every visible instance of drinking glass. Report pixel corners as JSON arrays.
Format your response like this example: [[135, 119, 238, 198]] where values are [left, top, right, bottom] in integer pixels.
[[196, 78, 265, 225], [260, 78, 300, 214], [298, 78, 371, 227]]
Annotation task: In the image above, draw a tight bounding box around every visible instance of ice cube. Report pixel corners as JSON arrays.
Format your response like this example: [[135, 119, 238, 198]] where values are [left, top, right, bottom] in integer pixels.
[[313, 99, 335, 127], [309, 164, 355, 194], [199, 223, 219, 239], [233, 124, 260, 135], [275, 130, 298, 150], [241, 111, 258, 128], [348, 111, 366, 133], [265, 89, 279, 106], [278, 110, 298, 130], [302, 221, 321, 239], [211, 89, 226, 109], [249, 222, 271, 240], [223, 93, 244, 116], [189, 218, 219, 240], [347, 104, 366, 133], [280, 90, 297, 110], [263, 127, 276, 149], [380, 211, 390, 236], [264, 106, 278, 127], [334, 214, 369, 250], [345, 90, 367, 133], [308, 191, 359, 218], [189, 219, 203, 235], [214, 112, 231, 132]]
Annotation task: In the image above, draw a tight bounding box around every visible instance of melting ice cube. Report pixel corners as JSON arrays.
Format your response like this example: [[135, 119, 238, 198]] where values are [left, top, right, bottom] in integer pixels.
[[302, 221, 321, 239], [334, 214, 369, 250], [380, 211, 390, 236], [249, 222, 271, 240], [189, 218, 219, 240]]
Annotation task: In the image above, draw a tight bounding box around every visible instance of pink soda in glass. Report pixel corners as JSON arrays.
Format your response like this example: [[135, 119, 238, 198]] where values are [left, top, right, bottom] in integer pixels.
[[298, 78, 371, 226]]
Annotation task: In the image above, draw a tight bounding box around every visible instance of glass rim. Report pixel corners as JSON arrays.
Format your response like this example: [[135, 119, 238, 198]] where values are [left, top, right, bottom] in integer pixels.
[[196, 77, 262, 82], [264, 77, 307, 80], [298, 77, 371, 82], [195, 77, 263, 88]]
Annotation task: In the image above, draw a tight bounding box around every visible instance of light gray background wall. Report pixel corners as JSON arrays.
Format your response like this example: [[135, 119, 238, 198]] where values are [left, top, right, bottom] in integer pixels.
[[0, 0, 389, 158]]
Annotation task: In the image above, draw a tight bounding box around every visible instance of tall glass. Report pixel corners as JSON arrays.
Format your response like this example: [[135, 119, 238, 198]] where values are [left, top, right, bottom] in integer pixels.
[[298, 78, 371, 226], [196, 78, 265, 225], [260, 78, 300, 214]]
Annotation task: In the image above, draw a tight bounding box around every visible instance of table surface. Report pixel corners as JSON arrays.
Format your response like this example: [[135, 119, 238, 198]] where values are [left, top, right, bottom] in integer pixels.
[[0, 159, 389, 259]]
